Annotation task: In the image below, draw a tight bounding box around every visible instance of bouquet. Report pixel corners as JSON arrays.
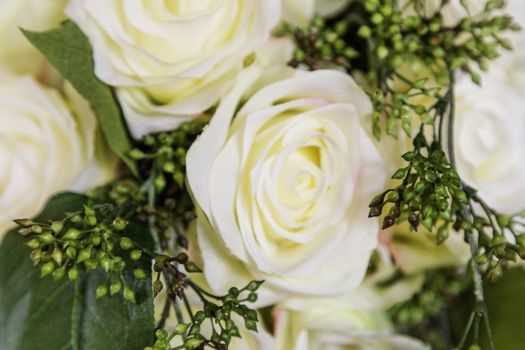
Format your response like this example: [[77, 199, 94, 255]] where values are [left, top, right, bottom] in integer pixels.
[[0, 1, 524, 349]]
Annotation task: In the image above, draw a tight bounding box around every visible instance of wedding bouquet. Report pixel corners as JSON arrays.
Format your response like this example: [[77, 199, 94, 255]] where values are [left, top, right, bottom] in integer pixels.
[[0, 1, 524, 349]]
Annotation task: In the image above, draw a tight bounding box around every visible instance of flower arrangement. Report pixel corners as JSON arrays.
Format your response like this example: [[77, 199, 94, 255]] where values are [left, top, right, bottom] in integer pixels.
[[0, 1, 524, 350]]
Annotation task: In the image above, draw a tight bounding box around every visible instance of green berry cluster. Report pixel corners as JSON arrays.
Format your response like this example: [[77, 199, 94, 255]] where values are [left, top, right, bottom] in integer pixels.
[[17, 205, 145, 303], [468, 197, 525, 283], [130, 119, 207, 194], [386, 268, 470, 349], [129, 119, 207, 251], [147, 252, 263, 350], [162, 282, 261, 350], [370, 83, 441, 140], [152, 253, 202, 299], [357, 0, 516, 138], [359, 0, 516, 75], [288, 16, 359, 70], [369, 143, 468, 244], [388, 269, 468, 327], [371, 136, 525, 282]]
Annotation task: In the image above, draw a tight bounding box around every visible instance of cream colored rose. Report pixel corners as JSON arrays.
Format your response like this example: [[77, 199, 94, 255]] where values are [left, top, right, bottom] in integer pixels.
[[187, 66, 387, 305], [0, 0, 67, 74], [451, 0, 525, 216], [454, 76, 525, 214], [66, 0, 281, 138], [271, 248, 426, 350], [399, 0, 486, 27], [0, 71, 115, 236], [63, 83, 119, 193], [282, 0, 350, 27], [274, 290, 430, 350], [490, 0, 525, 92]]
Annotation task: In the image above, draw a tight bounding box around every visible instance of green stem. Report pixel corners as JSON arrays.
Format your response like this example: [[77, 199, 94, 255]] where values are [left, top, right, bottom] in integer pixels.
[[188, 280, 222, 301], [472, 194, 502, 236], [162, 270, 185, 325], [182, 293, 194, 323], [447, 71, 456, 168], [157, 294, 171, 329], [446, 69, 495, 350], [144, 171, 161, 251], [458, 311, 476, 348], [173, 298, 184, 327]]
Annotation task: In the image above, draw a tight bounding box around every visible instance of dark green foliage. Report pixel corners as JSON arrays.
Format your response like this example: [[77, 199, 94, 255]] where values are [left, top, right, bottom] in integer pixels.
[[0, 193, 155, 350]]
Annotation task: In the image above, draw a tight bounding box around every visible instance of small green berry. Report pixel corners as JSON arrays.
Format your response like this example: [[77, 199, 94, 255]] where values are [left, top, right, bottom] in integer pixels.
[[52, 248, 63, 266], [155, 329, 168, 340], [40, 261, 55, 278], [68, 266, 79, 281], [77, 247, 92, 263], [96, 285, 108, 299], [110, 280, 122, 295], [86, 216, 97, 226], [133, 269, 147, 280], [101, 257, 112, 272], [52, 267, 66, 281], [27, 238, 40, 250], [123, 287, 136, 304], [38, 233, 55, 244], [66, 247, 77, 259], [63, 228, 81, 240], [130, 249, 142, 261], [120, 237, 134, 250], [113, 217, 128, 231], [51, 221, 64, 234]]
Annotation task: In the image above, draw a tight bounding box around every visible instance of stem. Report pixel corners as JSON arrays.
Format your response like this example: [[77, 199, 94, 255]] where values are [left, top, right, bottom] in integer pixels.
[[188, 280, 222, 301], [483, 307, 496, 348], [173, 298, 184, 326], [157, 295, 171, 329], [458, 311, 476, 348], [447, 71, 456, 168], [162, 270, 185, 325], [146, 172, 161, 251], [438, 309, 453, 350], [182, 293, 194, 323], [466, 232, 484, 303], [472, 194, 502, 236], [446, 69, 495, 350]]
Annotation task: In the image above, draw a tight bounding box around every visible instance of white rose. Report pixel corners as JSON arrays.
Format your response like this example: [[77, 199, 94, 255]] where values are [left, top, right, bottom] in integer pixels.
[[187, 65, 387, 305], [506, 0, 525, 28], [454, 76, 525, 214], [66, 0, 281, 139], [0, 71, 115, 235], [282, 0, 350, 27], [0, 0, 67, 74], [274, 290, 430, 350], [490, 0, 525, 92], [399, 0, 486, 27], [63, 83, 119, 192]]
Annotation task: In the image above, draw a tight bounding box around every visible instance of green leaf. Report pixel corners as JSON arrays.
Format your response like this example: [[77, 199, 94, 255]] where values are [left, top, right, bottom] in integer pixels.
[[22, 21, 138, 176], [0, 193, 154, 350]]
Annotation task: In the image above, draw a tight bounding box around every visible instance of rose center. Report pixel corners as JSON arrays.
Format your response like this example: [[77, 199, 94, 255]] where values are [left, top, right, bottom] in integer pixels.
[[295, 172, 315, 191], [276, 144, 324, 209], [164, 0, 218, 16]]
